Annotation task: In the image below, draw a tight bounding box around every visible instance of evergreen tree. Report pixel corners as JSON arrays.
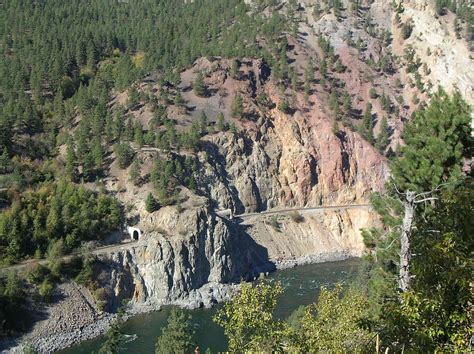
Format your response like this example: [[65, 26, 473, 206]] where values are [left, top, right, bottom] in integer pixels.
[[230, 59, 240, 79], [216, 112, 226, 131], [134, 124, 144, 147], [199, 111, 208, 135], [0, 149, 10, 174], [129, 158, 141, 186], [231, 93, 244, 119], [391, 89, 472, 192], [155, 309, 195, 354], [376, 116, 390, 152], [65, 141, 77, 182], [99, 309, 124, 354], [342, 91, 352, 113], [174, 91, 185, 107], [193, 72, 207, 97], [145, 193, 158, 213], [114, 143, 134, 169]]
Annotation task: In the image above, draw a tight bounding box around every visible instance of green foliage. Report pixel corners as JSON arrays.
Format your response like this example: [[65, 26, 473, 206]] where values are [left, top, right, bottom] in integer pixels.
[[401, 22, 414, 40], [129, 158, 141, 186], [376, 116, 390, 152], [114, 143, 134, 169], [214, 281, 286, 352], [230, 59, 240, 79], [0, 271, 30, 336], [277, 99, 291, 114], [390, 88, 472, 192], [361, 102, 375, 144], [0, 181, 122, 264], [231, 92, 244, 119], [193, 72, 207, 97], [398, 184, 473, 351], [99, 309, 125, 354], [216, 112, 226, 131], [145, 193, 159, 213], [362, 91, 473, 352], [174, 91, 185, 107], [369, 87, 378, 99], [268, 215, 281, 231], [155, 308, 195, 354], [292, 285, 375, 352], [38, 278, 54, 303]]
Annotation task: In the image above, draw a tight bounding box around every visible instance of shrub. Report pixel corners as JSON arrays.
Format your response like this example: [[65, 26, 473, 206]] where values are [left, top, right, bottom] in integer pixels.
[[402, 22, 413, 39], [38, 278, 54, 302], [278, 99, 291, 114], [268, 216, 281, 231], [369, 87, 378, 99], [93, 287, 107, 311], [25, 263, 49, 285], [289, 211, 304, 223]]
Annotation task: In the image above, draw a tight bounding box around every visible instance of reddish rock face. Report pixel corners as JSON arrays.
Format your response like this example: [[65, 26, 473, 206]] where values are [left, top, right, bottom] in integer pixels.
[[188, 56, 390, 213]]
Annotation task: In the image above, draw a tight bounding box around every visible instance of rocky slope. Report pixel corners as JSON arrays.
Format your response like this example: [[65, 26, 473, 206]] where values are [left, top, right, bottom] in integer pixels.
[[9, 1, 473, 351], [93, 0, 474, 313]]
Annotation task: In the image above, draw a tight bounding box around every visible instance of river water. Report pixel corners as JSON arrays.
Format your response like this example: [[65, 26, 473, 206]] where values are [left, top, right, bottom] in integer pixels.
[[61, 258, 361, 353]]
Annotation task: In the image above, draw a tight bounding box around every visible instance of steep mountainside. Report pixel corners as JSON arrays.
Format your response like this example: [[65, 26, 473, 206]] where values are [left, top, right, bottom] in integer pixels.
[[1, 0, 472, 351]]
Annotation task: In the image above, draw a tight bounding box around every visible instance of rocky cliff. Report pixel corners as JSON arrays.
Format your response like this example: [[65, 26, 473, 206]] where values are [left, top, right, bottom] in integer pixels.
[[95, 0, 471, 312]]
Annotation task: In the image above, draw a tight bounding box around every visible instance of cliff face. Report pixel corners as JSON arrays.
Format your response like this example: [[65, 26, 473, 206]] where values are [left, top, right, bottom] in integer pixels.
[[97, 203, 278, 310], [98, 204, 377, 310], [93, 0, 474, 309], [99, 67, 389, 309], [99, 49, 392, 309]]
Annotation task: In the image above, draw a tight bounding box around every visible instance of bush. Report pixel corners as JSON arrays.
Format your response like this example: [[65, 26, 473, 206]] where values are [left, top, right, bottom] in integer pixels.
[[289, 211, 304, 223], [38, 278, 54, 302], [402, 22, 413, 39], [75, 257, 94, 287], [268, 216, 281, 231], [278, 99, 291, 114], [25, 263, 49, 285], [369, 87, 378, 99], [93, 287, 107, 311]]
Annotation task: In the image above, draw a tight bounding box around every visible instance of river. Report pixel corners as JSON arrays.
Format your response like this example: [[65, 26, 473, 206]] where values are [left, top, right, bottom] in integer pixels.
[[60, 258, 361, 353]]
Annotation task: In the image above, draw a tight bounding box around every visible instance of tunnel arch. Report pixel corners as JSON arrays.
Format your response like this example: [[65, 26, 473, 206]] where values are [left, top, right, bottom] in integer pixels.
[[127, 226, 142, 241]]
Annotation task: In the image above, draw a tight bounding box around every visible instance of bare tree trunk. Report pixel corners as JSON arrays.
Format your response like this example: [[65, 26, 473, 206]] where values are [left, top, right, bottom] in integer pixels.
[[399, 191, 416, 292]]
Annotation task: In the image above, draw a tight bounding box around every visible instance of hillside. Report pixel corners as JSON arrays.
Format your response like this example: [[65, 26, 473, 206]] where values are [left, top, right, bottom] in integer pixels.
[[0, 0, 472, 352]]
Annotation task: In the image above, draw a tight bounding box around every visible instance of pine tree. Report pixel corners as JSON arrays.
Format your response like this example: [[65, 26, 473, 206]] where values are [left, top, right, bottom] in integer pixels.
[[216, 112, 226, 131], [231, 93, 244, 119], [363, 102, 372, 130], [174, 91, 185, 107], [193, 72, 207, 97], [0, 149, 10, 174], [145, 193, 158, 213], [342, 91, 352, 113], [155, 309, 195, 354], [91, 139, 104, 171], [65, 141, 77, 182], [129, 158, 141, 186], [376, 116, 390, 152], [230, 59, 240, 79], [199, 111, 208, 135], [390, 89, 472, 192], [99, 309, 124, 353], [134, 124, 144, 147]]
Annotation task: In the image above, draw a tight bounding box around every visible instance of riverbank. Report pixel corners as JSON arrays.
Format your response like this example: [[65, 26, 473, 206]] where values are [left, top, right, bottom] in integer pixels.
[[1, 252, 360, 353]]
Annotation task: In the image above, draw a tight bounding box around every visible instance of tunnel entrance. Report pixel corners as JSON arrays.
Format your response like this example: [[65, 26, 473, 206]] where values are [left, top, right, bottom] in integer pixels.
[[126, 226, 142, 241]]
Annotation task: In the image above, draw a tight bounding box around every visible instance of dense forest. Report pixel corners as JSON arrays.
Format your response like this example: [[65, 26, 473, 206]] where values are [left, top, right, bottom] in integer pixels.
[[0, 0, 288, 265]]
